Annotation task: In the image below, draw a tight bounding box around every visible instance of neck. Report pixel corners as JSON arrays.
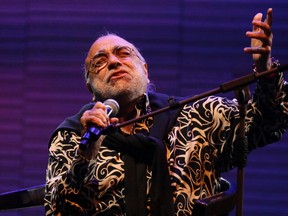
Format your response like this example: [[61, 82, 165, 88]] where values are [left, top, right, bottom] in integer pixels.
[[118, 101, 137, 123], [116, 103, 136, 134], [117, 95, 144, 135], [116, 93, 145, 121]]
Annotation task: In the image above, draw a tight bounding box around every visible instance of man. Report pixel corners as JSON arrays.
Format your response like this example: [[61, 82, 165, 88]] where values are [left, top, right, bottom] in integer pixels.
[[45, 8, 288, 215]]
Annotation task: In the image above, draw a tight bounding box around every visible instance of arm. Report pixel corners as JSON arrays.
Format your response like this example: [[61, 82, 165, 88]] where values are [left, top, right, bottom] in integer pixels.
[[45, 101, 120, 215], [44, 102, 112, 216], [244, 8, 288, 149], [45, 130, 99, 216], [218, 8, 288, 171]]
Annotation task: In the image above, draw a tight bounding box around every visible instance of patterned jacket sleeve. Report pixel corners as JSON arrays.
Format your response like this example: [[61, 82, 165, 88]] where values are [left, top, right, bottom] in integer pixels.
[[246, 73, 288, 148], [219, 72, 288, 171], [45, 130, 98, 216]]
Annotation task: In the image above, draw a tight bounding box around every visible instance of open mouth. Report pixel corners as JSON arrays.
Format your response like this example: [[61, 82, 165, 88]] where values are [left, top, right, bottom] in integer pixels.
[[109, 71, 129, 81]]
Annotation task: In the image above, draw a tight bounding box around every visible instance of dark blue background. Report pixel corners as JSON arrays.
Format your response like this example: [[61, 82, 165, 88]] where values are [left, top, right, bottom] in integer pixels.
[[0, 1, 287, 215]]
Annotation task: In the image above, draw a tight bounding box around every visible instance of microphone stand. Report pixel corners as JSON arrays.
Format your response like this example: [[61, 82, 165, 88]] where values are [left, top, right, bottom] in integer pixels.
[[234, 86, 250, 216], [111, 64, 288, 129], [104, 64, 288, 214]]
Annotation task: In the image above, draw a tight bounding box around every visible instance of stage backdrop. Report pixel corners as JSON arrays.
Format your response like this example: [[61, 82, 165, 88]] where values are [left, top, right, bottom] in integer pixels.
[[0, 0, 287, 215]]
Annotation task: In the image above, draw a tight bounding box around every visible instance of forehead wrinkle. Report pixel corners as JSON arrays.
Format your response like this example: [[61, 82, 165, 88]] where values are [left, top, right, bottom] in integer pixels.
[[92, 45, 121, 57], [94, 36, 132, 50], [85, 35, 143, 68]]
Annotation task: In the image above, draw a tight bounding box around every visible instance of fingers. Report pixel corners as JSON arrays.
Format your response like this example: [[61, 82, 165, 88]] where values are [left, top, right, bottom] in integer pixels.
[[246, 12, 272, 43], [110, 117, 119, 125], [252, 13, 263, 32], [80, 102, 116, 131], [265, 8, 273, 27], [251, 22, 272, 40], [244, 8, 273, 54], [251, 8, 272, 33], [243, 46, 271, 54]]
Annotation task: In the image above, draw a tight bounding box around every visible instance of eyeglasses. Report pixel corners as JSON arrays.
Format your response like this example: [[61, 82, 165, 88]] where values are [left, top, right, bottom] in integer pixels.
[[88, 46, 141, 75]]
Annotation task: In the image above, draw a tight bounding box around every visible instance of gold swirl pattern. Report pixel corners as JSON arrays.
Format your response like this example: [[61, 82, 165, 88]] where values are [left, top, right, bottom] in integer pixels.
[[45, 74, 288, 215]]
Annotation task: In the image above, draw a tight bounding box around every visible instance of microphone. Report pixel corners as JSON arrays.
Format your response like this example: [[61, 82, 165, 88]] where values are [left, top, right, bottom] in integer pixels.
[[79, 99, 120, 150]]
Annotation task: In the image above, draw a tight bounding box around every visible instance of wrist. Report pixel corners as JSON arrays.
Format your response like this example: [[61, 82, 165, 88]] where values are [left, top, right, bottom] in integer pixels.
[[253, 57, 280, 77]]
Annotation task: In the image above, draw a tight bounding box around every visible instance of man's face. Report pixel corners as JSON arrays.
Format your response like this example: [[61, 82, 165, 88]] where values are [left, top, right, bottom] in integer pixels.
[[85, 35, 149, 103]]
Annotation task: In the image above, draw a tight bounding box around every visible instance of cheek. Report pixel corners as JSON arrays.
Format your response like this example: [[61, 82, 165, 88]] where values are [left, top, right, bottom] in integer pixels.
[[133, 63, 148, 77], [140, 67, 149, 82], [87, 76, 103, 91], [91, 69, 109, 83]]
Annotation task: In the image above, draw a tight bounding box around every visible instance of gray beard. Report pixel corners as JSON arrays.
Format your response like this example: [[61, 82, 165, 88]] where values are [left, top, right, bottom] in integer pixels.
[[93, 82, 147, 104], [90, 72, 148, 104]]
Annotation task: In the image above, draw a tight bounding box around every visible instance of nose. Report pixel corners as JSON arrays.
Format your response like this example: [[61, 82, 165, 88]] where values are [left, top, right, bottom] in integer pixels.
[[107, 54, 121, 70]]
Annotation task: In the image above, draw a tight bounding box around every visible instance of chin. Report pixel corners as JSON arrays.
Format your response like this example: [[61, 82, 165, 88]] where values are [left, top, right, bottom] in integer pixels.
[[94, 79, 146, 101]]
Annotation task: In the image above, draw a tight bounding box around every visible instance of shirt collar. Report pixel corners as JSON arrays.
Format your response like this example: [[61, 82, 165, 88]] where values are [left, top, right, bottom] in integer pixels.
[[135, 93, 151, 116]]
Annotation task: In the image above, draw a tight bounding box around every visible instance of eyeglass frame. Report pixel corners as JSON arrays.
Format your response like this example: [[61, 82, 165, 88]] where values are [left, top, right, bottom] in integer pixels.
[[87, 45, 144, 76]]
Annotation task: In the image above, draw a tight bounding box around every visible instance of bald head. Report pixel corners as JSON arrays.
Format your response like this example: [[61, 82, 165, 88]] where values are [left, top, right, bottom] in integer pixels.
[[84, 34, 145, 79]]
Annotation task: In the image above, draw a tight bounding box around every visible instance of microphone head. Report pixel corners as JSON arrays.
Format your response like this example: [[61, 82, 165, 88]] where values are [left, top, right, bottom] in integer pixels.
[[104, 99, 120, 117]]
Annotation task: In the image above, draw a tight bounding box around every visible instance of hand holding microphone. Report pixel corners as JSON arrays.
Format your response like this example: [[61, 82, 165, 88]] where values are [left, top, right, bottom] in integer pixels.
[[79, 99, 119, 151]]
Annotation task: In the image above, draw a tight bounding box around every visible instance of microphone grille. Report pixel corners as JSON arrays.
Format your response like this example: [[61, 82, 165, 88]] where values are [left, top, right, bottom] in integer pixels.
[[104, 99, 120, 117]]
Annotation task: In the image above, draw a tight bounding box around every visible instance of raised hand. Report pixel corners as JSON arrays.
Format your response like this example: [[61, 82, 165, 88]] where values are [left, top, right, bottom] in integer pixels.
[[244, 8, 273, 72]]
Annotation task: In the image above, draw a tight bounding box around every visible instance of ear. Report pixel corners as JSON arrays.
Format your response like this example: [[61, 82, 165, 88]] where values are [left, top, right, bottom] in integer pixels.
[[143, 63, 150, 83], [86, 82, 97, 101]]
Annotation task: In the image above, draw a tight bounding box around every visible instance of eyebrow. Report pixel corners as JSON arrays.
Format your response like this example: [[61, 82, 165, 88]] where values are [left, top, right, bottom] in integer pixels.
[[93, 51, 108, 57], [94, 45, 122, 55]]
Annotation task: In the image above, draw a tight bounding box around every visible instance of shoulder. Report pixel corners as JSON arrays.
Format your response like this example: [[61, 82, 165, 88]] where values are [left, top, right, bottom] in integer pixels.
[[147, 91, 184, 109], [195, 96, 237, 107], [48, 102, 95, 147], [181, 96, 238, 117]]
